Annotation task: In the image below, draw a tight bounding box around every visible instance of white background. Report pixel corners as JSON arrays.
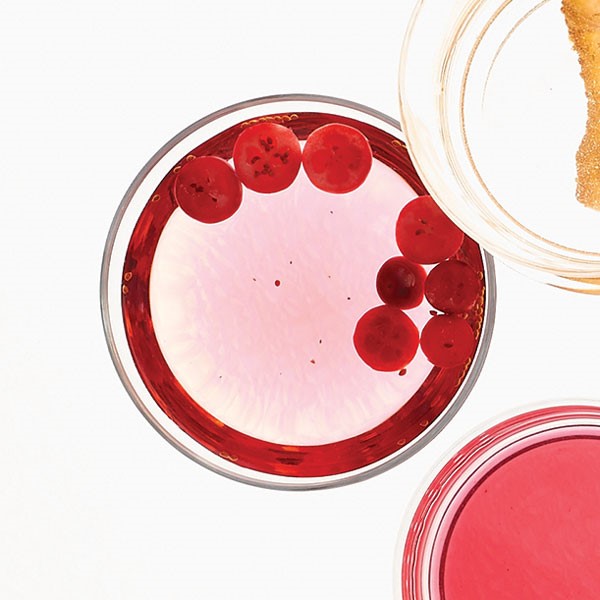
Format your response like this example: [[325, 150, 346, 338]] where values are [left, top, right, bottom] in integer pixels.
[[2, 1, 600, 598]]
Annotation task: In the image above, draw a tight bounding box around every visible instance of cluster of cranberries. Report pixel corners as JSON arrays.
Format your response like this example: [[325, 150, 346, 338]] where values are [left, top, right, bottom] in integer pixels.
[[170, 120, 482, 373], [172, 121, 373, 224], [354, 195, 482, 371]]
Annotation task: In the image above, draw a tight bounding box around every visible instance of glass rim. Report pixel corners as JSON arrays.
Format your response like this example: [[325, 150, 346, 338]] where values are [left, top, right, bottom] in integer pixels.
[[398, 0, 600, 289], [100, 93, 497, 490]]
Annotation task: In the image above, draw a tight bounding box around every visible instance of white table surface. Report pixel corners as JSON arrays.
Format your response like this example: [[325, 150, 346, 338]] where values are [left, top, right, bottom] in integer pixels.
[[2, 0, 599, 598]]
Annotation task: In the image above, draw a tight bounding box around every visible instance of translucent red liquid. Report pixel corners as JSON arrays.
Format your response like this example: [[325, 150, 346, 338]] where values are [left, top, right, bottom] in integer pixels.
[[438, 431, 600, 599], [121, 112, 487, 477]]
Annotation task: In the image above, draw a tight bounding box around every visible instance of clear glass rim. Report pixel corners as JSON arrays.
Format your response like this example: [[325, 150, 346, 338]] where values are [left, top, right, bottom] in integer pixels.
[[394, 399, 600, 599], [398, 0, 600, 290], [100, 93, 497, 491]]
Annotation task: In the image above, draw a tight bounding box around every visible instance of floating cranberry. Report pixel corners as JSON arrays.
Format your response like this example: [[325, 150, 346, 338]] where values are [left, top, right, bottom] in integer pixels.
[[233, 122, 301, 193], [425, 260, 481, 314], [302, 123, 372, 193], [395, 195, 464, 264], [376, 256, 426, 309], [420, 315, 475, 368], [173, 156, 242, 224], [353, 305, 419, 372]]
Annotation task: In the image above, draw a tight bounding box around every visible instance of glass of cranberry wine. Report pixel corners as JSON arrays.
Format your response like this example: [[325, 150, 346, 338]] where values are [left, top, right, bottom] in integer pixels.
[[101, 95, 496, 489]]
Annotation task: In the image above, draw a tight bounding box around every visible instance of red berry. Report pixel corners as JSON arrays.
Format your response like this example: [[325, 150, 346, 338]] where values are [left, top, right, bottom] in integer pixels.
[[376, 256, 426, 309], [425, 260, 481, 313], [232, 123, 301, 193], [173, 156, 242, 224], [395, 195, 464, 264], [420, 315, 475, 368], [353, 305, 419, 372], [302, 123, 372, 193]]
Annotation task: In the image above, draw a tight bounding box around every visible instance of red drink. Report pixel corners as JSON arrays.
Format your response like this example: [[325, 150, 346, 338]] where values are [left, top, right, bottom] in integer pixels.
[[401, 405, 600, 599], [104, 98, 494, 486], [440, 433, 600, 599]]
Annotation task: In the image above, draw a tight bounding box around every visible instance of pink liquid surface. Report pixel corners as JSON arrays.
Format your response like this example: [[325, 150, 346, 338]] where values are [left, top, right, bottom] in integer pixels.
[[151, 157, 432, 445], [438, 431, 600, 599]]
